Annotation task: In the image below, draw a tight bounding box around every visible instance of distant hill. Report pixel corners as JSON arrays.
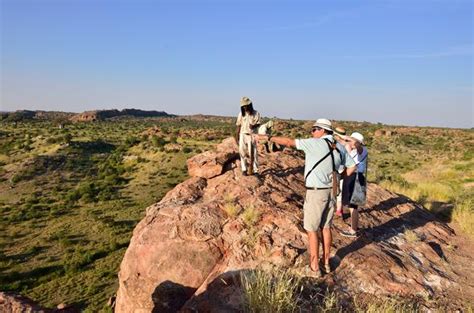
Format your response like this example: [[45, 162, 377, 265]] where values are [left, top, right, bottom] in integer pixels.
[[70, 109, 174, 122], [0, 110, 75, 122], [0, 109, 174, 122]]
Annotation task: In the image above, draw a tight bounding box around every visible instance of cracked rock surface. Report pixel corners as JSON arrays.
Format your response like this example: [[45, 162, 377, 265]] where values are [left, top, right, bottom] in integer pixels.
[[115, 137, 474, 312]]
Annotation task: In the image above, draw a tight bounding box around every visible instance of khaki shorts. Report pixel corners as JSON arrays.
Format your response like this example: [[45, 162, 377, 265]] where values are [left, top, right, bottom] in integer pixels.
[[303, 189, 335, 231]]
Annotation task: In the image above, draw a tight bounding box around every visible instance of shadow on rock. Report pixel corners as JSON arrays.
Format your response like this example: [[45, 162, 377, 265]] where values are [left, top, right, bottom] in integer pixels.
[[151, 280, 196, 313], [335, 203, 451, 267]]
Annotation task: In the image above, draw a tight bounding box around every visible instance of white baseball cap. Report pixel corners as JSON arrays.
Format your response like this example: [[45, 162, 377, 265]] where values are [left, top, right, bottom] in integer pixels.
[[350, 132, 364, 144]]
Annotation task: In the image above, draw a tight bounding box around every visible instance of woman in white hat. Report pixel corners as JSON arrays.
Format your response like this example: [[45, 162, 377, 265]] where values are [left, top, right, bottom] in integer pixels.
[[341, 132, 368, 238], [236, 96, 262, 175]]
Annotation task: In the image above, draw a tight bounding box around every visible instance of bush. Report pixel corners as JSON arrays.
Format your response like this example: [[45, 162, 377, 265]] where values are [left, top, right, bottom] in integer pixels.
[[151, 135, 166, 147], [125, 136, 140, 147]]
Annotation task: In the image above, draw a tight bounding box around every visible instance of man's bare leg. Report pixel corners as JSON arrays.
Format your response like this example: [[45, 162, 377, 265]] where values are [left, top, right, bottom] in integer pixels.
[[307, 231, 319, 271], [322, 227, 332, 265]]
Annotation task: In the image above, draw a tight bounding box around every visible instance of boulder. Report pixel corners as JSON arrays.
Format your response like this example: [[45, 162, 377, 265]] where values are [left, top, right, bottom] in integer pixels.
[[0, 292, 78, 313], [115, 137, 473, 312], [0, 292, 48, 313], [186, 137, 239, 179]]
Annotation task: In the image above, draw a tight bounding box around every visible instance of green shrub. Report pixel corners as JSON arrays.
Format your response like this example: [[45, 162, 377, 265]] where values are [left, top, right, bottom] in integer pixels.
[[151, 135, 166, 147]]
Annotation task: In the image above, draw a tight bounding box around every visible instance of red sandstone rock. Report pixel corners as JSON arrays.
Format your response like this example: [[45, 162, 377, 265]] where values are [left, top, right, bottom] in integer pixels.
[[115, 137, 472, 312], [186, 137, 239, 179]]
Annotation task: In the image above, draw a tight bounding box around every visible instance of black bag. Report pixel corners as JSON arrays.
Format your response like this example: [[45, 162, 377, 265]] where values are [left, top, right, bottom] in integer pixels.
[[350, 172, 366, 206]]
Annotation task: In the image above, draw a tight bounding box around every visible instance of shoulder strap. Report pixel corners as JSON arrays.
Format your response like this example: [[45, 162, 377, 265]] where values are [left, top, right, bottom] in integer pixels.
[[304, 149, 331, 182], [324, 139, 340, 197], [323, 139, 337, 172], [304, 138, 339, 182]]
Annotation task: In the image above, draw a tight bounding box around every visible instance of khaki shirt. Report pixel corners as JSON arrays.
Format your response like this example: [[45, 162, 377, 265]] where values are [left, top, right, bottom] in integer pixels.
[[236, 111, 261, 134]]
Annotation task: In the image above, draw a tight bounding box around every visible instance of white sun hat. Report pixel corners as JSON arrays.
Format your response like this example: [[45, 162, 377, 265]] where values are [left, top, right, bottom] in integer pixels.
[[350, 132, 364, 144], [312, 118, 333, 132]]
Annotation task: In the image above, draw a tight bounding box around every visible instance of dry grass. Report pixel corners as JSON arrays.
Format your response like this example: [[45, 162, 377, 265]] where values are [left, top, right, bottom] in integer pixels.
[[222, 194, 241, 217], [223, 202, 241, 217], [354, 295, 419, 313], [452, 193, 474, 237], [403, 228, 420, 243], [241, 268, 302, 313], [380, 158, 474, 238], [242, 205, 261, 227]]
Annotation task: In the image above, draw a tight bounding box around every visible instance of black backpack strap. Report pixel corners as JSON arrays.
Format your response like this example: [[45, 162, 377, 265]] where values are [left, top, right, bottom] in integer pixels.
[[304, 150, 331, 182], [304, 138, 340, 183], [323, 138, 337, 172]]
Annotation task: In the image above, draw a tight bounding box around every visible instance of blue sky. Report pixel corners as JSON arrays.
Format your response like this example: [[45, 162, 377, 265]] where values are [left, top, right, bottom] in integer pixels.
[[1, 0, 473, 128]]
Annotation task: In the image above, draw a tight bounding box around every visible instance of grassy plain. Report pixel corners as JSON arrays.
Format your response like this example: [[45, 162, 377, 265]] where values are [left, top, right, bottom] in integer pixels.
[[0, 117, 233, 311], [0, 115, 472, 311]]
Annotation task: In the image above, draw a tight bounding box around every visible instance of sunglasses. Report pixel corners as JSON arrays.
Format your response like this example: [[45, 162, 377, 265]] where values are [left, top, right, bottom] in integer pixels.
[[311, 127, 322, 132]]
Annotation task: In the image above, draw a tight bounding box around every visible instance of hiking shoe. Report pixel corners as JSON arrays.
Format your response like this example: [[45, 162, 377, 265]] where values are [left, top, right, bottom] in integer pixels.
[[319, 260, 332, 274], [242, 171, 248, 176], [301, 265, 322, 278], [324, 263, 331, 274], [340, 229, 358, 238]]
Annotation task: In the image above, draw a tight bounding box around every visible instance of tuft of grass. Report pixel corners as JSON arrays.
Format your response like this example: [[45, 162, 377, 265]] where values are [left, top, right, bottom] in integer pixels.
[[403, 228, 420, 243], [242, 205, 261, 227], [242, 227, 259, 250], [318, 290, 339, 312], [223, 202, 241, 217], [222, 194, 241, 217], [241, 268, 302, 313]]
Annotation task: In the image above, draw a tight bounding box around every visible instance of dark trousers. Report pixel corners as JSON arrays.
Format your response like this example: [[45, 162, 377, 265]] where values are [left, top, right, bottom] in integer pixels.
[[342, 172, 366, 208]]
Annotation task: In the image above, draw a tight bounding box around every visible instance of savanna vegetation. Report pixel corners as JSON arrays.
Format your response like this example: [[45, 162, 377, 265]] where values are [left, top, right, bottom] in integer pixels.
[[0, 114, 472, 311]]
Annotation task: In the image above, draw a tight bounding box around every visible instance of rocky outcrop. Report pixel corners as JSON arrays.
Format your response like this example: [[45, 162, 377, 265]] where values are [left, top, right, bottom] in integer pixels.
[[374, 129, 397, 137], [70, 109, 171, 122], [115, 138, 472, 312], [0, 110, 74, 122], [186, 138, 239, 178]]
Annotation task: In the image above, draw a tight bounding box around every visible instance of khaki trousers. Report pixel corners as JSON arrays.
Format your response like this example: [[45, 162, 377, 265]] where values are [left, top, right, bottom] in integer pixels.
[[239, 133, 258, 172]]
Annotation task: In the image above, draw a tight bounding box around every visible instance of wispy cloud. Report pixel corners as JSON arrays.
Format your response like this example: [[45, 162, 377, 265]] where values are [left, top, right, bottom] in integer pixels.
[[262, 10, 357, 32], [341, 44, 474, 59]]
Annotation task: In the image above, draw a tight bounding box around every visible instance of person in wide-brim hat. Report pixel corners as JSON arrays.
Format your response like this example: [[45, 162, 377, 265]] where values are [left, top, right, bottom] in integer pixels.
[[236, 96, 262, 176]]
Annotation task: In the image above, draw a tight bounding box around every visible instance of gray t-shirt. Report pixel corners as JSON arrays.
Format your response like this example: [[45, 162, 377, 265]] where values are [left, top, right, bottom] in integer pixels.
[[295, 135, 356, 188]]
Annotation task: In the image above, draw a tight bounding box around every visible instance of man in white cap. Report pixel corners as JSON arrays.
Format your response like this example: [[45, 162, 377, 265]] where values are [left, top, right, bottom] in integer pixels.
[[341, 132, 368, 238], [236, 96, 262, 176], [255, 118, 356, 276]]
